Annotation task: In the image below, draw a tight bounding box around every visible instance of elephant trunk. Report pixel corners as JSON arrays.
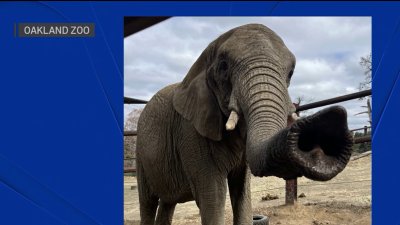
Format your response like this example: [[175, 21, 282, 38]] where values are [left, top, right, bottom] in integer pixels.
[[239, 66, 353, 181], [283, 106, 353, 181], [238, 65, 290, 176]]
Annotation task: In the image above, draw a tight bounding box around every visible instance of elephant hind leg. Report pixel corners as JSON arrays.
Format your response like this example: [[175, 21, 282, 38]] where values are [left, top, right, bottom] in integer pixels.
[[137, 163, 159, 225], [155, 201, 176, 225]]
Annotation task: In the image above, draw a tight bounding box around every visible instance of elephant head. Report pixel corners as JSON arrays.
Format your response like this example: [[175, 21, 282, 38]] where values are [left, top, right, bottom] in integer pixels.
[[173, 24, 352, 181]]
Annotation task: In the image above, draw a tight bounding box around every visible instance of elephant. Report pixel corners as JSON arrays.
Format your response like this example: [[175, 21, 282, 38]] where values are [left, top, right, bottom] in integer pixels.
[[135, 24, 353, 225]]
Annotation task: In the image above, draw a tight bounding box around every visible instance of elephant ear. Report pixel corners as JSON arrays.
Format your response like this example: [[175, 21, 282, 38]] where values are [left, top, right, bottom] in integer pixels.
[[173, 48, 224, 141]]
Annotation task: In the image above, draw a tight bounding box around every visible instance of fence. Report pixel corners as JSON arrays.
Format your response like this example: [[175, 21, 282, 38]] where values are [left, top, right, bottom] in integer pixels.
[[124, 89, 372, 204]]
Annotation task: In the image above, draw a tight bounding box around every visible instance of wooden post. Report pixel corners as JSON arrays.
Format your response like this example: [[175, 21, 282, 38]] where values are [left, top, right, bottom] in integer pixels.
[[367, 98, 372, 126], [364, 126, 368, 136], [285, 179, 297, 204], [286, 103, 299, 205]]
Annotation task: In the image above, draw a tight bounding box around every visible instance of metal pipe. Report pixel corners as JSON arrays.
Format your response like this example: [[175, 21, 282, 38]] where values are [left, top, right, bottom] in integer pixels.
[[124, 97, 148, 104], [296, 89, 371, 112]]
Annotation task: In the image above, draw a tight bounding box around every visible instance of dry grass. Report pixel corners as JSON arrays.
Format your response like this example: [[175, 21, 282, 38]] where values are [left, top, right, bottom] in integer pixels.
[[125, 155, 371, 225]]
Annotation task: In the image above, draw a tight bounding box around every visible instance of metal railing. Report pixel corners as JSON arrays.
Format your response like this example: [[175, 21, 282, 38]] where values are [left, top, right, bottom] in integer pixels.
[[296, 89, 371, 112], [124, 97, 148, 104]]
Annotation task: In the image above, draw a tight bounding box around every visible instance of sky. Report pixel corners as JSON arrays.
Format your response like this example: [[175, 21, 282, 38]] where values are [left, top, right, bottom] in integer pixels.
[[124, 17, 371, 130]]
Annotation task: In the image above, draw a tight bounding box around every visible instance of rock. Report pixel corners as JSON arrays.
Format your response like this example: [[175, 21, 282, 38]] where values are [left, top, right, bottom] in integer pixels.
[[261, 193, 279, 201]]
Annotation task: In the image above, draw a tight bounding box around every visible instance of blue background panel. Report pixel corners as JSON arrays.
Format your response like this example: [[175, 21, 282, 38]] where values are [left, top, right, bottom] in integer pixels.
[[0, 1, 399, 225], [0, 181, 65, 225]]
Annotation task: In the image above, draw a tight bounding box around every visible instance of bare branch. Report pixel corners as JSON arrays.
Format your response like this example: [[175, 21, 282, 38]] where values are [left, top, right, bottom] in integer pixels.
[[359, 53, 372, 92]]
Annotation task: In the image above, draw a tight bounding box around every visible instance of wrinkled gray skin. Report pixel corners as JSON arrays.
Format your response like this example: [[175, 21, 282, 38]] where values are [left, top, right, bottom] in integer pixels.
[[136, 24, 352, 225]]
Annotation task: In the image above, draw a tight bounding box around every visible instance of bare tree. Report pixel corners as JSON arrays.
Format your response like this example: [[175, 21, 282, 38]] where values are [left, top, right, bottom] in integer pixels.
[[356, 53, 372, 126], [124, 108, 144, 170], [124, 108, 144, 130], [354, 98, 372, 126], [293, 95, 314, 117], [359, 53, 372, 90]]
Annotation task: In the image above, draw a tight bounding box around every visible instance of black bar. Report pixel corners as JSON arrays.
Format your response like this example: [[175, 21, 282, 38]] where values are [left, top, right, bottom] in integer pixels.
[[296, 89, 371, 112], [124, 17, 170, 37], [124, 97, 148, 104]]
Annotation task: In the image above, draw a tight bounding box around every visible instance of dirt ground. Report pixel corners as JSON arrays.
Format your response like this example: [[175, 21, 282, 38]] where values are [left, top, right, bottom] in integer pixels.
[[124, 154, 371, 225]]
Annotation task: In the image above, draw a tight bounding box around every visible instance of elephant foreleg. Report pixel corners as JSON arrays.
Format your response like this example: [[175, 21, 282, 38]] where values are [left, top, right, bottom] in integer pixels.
[[155, 201, 176, 225], [193, 175, 227, 225], [228, 165, 252, 225]]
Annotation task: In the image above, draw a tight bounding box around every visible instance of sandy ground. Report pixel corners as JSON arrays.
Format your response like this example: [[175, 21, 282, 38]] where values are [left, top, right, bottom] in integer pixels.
[[124, 154, 371, 225]]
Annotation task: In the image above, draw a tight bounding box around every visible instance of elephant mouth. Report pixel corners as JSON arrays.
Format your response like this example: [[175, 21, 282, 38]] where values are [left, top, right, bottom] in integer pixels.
[[287, 106, 353, 181]]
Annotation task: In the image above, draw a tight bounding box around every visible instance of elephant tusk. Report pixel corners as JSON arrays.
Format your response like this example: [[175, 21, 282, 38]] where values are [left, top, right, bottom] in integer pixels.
[[226, 111, 239, 131], [291, 113, 299, 121]]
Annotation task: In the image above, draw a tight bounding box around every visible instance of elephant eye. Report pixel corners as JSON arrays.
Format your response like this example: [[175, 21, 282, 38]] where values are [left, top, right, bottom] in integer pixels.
[[288, 69, 294, 79], [287, 69, 294, 87], [219, 60, 229, 73]]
